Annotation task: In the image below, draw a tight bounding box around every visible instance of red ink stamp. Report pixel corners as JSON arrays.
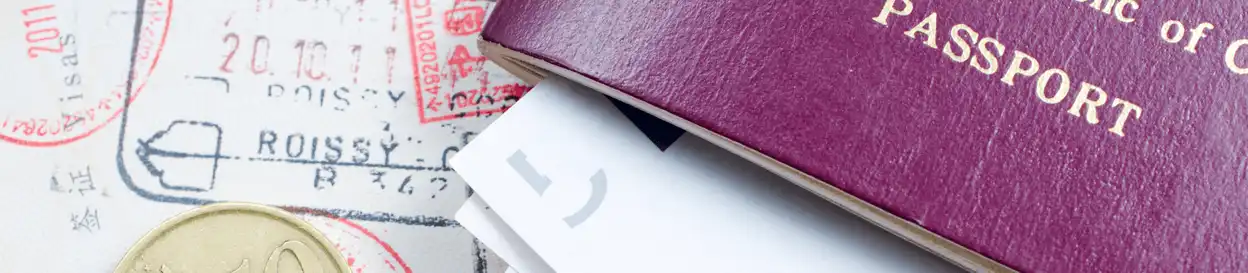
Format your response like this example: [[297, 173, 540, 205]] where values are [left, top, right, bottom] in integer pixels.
[[404, 0, 529, 124], [447, 45, 486, 78], [444, 6, 485, 36], [297, 210, 414, 273], [0, 0, 173, 147]]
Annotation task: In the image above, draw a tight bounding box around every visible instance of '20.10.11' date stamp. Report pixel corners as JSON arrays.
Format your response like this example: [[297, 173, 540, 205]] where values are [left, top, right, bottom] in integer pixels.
[[113, 0, 528, 227]]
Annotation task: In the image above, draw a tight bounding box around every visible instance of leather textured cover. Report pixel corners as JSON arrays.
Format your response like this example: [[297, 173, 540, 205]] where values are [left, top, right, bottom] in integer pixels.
[[482, 0, 1248, 272]]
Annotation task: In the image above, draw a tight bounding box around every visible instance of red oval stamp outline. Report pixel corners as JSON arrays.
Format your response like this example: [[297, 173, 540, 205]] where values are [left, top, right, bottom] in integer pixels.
[[0, 0, 173, 147], [291, 207, 415, 273]]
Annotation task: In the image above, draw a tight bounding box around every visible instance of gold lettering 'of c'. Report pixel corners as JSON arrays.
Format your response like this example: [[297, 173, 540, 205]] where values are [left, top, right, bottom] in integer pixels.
[[1225, 39, 1248, 74], [1074, 0, 1140, 23]]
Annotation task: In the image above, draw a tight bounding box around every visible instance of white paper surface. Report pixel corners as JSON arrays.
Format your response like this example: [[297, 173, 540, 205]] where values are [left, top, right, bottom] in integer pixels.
[[1, 0, 519, 271], [456, 196, 555, 273], [452, 77, 963, 273]]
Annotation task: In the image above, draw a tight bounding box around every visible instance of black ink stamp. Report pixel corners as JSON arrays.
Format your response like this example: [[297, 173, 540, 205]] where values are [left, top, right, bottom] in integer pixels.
[[70, 207, 101, 232]]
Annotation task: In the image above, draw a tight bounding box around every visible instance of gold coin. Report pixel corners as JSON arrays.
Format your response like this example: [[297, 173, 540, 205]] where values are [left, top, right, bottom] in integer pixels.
[[114, 203, 349, 273]]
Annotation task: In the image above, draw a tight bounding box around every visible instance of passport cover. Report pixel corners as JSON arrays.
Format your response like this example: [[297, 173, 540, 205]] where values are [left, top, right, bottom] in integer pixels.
[[477, 0, 1248, 272]]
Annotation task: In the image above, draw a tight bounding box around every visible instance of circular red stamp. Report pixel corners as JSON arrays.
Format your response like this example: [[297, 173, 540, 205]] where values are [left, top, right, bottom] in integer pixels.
[[299, 212, 414, 273], [0, 0, 172, 147]]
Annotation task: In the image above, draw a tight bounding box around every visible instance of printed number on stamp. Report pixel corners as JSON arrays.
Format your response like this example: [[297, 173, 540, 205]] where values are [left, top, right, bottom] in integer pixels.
[[113, 0, 524, 227], [0, 0, 172, 147], [406, 0, 530, 124]]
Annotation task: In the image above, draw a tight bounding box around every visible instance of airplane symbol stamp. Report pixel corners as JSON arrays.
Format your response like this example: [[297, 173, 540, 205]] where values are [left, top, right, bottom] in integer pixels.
[[112, 0, 528, 227]]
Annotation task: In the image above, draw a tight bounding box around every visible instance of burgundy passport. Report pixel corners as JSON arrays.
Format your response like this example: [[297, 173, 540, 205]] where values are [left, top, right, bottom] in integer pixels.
[[479, 0, 1248, 272]]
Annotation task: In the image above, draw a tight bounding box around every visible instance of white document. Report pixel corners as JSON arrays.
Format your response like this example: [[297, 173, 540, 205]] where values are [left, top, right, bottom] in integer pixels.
[[452, 77, 963, 273], [457, 195, 555, 273], [1, 0, 517, 271]]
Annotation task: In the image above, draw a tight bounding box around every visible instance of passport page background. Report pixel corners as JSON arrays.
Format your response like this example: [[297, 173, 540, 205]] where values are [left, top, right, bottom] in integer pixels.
[[0, 0, 524, 271]]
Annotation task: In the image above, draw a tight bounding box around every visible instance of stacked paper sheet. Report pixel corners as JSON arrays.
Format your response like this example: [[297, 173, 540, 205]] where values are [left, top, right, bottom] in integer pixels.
[[451, 77, 961, 273]]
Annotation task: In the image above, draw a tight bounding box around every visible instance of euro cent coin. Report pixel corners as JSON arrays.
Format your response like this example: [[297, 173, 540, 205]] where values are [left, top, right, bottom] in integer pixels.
[[114, 203, 349, 273]]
